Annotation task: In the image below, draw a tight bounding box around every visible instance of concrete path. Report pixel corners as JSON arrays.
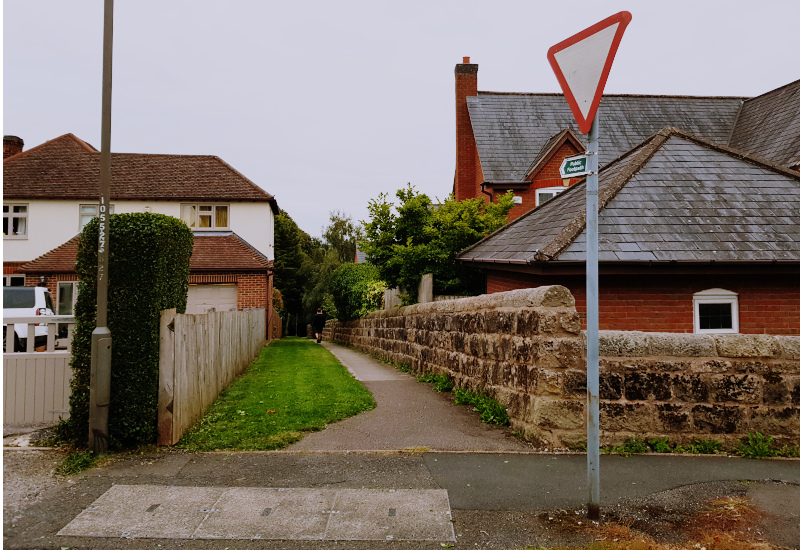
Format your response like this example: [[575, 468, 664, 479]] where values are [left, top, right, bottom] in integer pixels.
[[290, 342, 532, 452]]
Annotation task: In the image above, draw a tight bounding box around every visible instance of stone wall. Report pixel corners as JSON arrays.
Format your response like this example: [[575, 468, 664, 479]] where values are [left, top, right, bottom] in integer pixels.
[[323, 286, 800, 448]]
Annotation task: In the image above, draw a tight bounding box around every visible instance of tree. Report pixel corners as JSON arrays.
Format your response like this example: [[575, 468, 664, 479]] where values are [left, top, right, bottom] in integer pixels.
[[328, 263, 386, 321], [361, 184, 514, 301], [323, 210, 363, 263], [273, 212, 307, 334]]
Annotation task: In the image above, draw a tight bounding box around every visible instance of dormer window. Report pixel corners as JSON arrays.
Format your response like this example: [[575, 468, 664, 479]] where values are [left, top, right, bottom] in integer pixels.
[[181, 204, 229, 229], [693, 288, 739, 334]]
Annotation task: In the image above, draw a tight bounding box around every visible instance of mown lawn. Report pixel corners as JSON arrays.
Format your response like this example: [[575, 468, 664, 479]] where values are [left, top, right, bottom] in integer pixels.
[[177, 337, 375, 451]]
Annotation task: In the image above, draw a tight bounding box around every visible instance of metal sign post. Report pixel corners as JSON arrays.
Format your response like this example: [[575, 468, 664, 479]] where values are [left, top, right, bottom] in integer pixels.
[[547, 11, 631, 520], [585, 116, 600, 519], [89, 0, 114, 454]]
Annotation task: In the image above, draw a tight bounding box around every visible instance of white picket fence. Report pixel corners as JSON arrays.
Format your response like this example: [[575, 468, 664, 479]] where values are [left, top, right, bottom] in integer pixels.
[[157, 308, 266, 445], [3, 315, 76, 425]]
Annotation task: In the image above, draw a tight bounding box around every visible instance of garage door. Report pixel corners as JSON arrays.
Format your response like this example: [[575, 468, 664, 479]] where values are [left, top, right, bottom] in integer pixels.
[[186, 284, 238, 314]]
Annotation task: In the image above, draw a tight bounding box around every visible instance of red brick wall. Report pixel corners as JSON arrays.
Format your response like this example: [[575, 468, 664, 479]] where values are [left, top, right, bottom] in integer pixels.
[[486, 270, 800, 335], [454, 61, 481, 202]]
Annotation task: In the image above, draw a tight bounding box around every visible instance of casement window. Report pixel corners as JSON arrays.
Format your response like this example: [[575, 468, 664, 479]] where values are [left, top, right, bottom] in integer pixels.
[[693, 288, 739, 334], [79, 204, 115, 230], [2, 275, 26, 287], [535, 187, 567, 206], [180, 204, 229, 229], [3, 204, 28, 238]]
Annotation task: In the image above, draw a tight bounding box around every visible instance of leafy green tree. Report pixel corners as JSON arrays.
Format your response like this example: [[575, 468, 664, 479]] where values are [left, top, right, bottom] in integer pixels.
[[323, 210, 363, 263], [361, 184, 514, 301], [328, 263, 386, 321], [273, 212, 307, 334]]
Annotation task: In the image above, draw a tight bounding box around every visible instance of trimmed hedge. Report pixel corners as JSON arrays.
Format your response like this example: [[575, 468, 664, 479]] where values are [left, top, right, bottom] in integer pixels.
[[59, 213, 193, 448]]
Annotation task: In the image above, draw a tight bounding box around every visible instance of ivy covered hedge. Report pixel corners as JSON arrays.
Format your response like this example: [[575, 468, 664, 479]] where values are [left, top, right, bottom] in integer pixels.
[[59, 213, 193, 448]]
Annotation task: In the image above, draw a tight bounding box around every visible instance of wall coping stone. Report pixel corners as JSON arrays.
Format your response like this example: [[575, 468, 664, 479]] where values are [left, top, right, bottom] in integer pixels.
[[598, 331, 799, 359], [365, 286, 575, 319]]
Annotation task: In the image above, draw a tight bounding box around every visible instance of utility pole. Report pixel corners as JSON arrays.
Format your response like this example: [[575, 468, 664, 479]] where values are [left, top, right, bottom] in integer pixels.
[[89, 0, 114, 454]]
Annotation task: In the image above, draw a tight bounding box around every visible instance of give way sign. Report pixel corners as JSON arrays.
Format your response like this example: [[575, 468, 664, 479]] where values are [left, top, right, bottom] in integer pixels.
[[547, 11, 632, 134]]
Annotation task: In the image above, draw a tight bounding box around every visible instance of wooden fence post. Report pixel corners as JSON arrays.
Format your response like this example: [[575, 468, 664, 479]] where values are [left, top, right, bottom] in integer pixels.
[[157, 308, 177, 445]]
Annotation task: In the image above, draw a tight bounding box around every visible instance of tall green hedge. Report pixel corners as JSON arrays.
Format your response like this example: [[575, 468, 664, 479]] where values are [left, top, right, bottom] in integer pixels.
[[328, 263, 385, 321], [59, 213, 193, 448]]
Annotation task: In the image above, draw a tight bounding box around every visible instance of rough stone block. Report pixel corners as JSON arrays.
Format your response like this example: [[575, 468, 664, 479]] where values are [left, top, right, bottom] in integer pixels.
[[599, 331, 650, 357], [672, 374, 711, 402], [600, 402, 654, 432], [563, 371, 586, 398], [533, 369, 564, 396], [654, 403, 692, 432], [556, 338, 584, 369], [532, 399, 584, 430], [484, 309, 517, 334], [692, 404, 745, 434], [558, 432, 587, 450], [624, 372, 673, 401], [763, 372, 791, 405], [714, 335, 782, 359], [511, 337, 535, 364], [515, 309, 540, 337], [647, 333, 717, 357], [709, 375, 762, 404], [559, 311, 581, 334], [776, 336, 800, 360], [599, 373, 623, 400], [748, 406, 800, 436]]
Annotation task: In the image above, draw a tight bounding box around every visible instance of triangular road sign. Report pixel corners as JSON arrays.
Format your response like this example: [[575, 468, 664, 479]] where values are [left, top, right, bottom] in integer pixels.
[[547, 11, 632, 134]]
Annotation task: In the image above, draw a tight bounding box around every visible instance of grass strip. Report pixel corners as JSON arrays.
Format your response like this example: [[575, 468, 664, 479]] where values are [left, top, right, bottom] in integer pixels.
[[177, 337, 375, 451]]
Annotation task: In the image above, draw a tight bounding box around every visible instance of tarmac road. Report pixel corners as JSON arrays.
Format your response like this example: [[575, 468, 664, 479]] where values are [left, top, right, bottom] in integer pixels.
[[4, 340, 800, 549]]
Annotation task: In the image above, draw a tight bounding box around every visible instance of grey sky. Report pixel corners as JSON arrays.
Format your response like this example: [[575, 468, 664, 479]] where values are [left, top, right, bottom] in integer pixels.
[[4, 1, 798, 237]]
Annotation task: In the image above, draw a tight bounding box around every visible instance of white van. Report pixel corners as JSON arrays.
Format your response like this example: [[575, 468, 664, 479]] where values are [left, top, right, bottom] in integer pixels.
[[3, 286, 56, 351]]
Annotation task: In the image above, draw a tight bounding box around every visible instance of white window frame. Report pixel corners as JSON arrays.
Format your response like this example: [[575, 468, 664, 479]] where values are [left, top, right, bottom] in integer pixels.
[[79, 203, 115, 231], [693, 288, 739, 334], [3, 275, 26, 287], [3, 203, 29, 239], [57, 281, 79, 315], [180, 203, 230, 230], [535, 187, 567, 207]]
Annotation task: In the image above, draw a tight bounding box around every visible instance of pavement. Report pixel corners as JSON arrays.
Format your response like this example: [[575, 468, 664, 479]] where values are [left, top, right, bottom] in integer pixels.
[[4, 340, 800, 549]]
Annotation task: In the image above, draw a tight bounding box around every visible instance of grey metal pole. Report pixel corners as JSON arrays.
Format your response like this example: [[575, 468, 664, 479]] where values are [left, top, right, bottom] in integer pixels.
[[89, 0, 114, 454], [586, 116, 600, 519]]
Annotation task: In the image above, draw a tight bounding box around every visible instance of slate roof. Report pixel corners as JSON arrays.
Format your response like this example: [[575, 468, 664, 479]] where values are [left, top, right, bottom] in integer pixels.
[[728, 79, 800, 169], [458, 128, 800, 265], [18, 232, 271, 273], [468, 93, 745, 181], [3, 134, 279, 213]]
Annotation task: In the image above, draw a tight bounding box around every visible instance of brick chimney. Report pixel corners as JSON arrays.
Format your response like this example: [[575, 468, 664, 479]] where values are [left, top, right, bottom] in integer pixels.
[[454, 57, 481, 202], [4, 136, 24, 159]]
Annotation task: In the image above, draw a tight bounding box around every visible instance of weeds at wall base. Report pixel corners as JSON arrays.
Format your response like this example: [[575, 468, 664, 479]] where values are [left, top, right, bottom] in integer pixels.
[[602, 432, 799, 459]]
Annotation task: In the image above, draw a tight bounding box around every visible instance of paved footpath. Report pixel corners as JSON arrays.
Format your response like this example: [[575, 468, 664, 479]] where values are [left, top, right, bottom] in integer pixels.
[[4, 341, 800, 549]]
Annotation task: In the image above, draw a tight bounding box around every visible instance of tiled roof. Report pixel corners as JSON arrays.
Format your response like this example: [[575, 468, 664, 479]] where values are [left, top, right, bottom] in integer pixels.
[[18, 232, 271, 273], [459, 128, 800, 265], [468, 93, 744, 181], [3, 134, 279, 212], [728, 79, 800, 169], [191, 233, 271, 271]]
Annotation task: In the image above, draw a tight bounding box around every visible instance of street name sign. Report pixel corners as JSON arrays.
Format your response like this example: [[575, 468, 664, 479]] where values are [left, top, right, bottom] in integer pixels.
[[547, 11, 632, 134], [559, 154, 589, 178]]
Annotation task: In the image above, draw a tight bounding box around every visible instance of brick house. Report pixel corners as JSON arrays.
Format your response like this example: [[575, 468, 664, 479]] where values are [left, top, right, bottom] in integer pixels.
[[454, 61, 800, 334], [3, 133, 280, 337], [454, 58, 800, 219]]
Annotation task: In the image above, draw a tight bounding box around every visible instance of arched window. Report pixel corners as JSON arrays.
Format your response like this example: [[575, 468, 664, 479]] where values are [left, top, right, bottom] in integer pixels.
[[693, 289, 739, 334]]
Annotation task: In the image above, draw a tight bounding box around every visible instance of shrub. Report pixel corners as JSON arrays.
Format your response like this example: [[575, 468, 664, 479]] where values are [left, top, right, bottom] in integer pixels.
[[453, 388, 509, 426], [328, 263, 386, 321], [737, 432, 777, 459], [58, 213, 193, 448]]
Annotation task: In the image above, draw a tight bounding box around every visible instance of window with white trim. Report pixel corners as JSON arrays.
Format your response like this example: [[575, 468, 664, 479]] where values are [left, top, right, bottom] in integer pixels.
[[693, 288, 739, 334], [180, 204, 229, 229], [3, 204, 28, 238], [3, 275, 25, 286], [535, 187, 567, 206], [79, 203, 115, 230]]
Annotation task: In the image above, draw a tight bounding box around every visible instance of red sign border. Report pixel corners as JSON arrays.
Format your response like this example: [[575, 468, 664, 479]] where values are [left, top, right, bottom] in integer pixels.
[[547, 11, 632, 134]]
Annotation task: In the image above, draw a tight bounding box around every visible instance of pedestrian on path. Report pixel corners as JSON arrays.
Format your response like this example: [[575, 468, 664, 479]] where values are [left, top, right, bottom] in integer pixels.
[[312, 308, 325, 343]]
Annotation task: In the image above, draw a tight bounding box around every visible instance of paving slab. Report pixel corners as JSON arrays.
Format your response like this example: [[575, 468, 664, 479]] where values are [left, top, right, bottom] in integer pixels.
[[57, 485, 455, 542]]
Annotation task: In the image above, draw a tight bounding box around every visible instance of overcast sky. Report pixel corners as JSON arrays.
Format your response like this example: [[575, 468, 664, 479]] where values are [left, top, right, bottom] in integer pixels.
[[4, 1, 798, 237]]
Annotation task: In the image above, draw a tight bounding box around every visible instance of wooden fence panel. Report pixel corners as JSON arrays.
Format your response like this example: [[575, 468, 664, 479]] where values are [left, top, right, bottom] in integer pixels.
[[158, 308, 266, 445], [3, 351, 72, 425]]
